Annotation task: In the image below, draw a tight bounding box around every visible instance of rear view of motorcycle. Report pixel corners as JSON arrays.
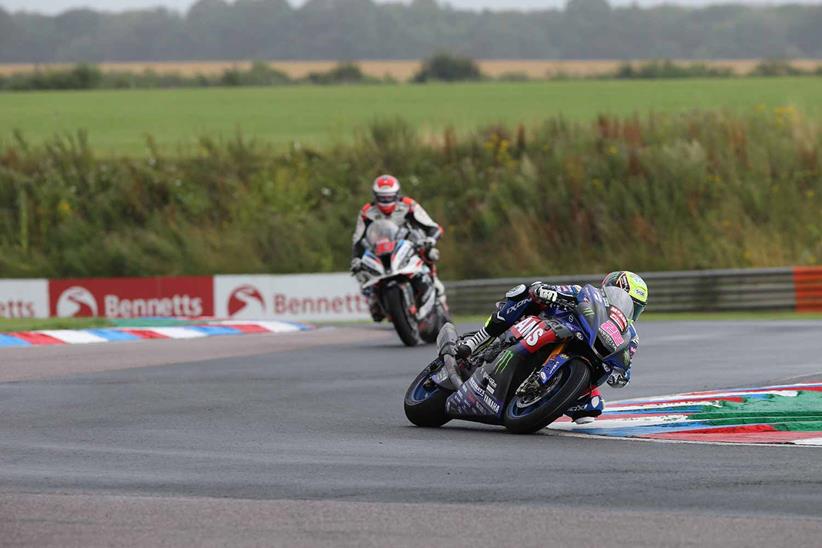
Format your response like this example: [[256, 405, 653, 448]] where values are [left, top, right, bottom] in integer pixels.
[[404, 284, 635, 433], [355, 219, 449, 346]]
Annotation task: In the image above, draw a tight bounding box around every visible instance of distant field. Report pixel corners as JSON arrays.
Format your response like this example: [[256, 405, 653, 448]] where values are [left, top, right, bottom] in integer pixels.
[[1, 77, 820, 155], [2, 59, 821, 79]]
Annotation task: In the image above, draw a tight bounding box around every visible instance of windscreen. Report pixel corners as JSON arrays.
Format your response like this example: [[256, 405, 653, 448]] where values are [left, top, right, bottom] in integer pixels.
[[575, 285, 634, 361], [365, 220, 400, 248], [603, 286, 635, 326]]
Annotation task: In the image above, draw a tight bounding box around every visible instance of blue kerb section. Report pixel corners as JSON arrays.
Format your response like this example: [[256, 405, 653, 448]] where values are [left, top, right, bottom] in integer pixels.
[[0, 334, 30, 347], [89, 329, 141, 342], [190, 326, 243, 336], [282, 321, 312, 331]]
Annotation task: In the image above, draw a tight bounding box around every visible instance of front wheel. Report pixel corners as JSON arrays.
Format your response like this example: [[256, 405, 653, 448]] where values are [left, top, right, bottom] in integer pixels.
[[420, 305, 447, 344], [503, 359, 590, 435], [404, 366, 452, 427], [385, 284, 421, 347]]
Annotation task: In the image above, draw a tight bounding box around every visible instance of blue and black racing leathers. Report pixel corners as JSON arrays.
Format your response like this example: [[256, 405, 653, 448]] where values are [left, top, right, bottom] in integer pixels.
[[459, 282, 640, 420]]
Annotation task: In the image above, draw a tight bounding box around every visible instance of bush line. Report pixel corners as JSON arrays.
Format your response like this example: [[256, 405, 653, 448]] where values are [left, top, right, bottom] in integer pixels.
[[0, 109, 819, 279]]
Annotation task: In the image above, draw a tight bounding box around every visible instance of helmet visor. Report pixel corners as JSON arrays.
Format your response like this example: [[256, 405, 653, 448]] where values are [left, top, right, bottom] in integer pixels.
[[375, 193, 398, 205], [631, 300, 645, 321]]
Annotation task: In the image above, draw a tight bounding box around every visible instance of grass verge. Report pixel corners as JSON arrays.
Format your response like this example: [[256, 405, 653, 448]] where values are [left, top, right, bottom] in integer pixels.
[[2, 77, 820, 154], [0, 317, 114, 332]]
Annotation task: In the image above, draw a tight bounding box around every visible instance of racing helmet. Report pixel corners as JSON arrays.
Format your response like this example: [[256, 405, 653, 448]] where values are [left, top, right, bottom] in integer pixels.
[[372, 175, 400, 215], [602, 271, 648, 321]]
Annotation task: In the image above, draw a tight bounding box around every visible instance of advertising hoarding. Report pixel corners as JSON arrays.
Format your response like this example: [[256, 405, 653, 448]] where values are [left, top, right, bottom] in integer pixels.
[[0, 279, 49, 318], [49, 277, 214, 318], [214, 273, 368, 322]]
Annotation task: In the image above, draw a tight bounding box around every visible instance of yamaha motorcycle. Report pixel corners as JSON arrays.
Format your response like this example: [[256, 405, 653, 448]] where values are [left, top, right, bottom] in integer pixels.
[[355, 219, 449, 347], [404, 285, 634, 434]]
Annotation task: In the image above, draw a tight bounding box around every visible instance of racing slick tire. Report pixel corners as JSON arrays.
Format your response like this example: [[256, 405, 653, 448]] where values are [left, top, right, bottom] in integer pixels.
[[502, 359, 590, 435], [404, 366, 452, 427], [386, 285, 421, 347]]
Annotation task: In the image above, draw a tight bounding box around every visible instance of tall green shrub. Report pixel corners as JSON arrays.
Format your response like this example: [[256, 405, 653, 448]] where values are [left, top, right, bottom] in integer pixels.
[[413, 54, 484, 83], [0, 109, 818, 279]]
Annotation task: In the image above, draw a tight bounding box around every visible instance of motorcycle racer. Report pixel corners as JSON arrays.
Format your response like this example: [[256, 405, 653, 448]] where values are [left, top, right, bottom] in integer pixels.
[[456, 271, 648, 424], [350, 175, 446, 321]]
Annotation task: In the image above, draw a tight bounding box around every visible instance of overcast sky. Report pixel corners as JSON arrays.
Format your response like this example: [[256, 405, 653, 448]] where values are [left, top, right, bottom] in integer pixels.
[[2, 0, 818, 15]]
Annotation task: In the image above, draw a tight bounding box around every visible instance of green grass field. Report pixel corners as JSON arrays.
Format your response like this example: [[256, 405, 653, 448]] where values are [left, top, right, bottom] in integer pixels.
[[0, 318, 113, 332], [1, 77, 820, 154]]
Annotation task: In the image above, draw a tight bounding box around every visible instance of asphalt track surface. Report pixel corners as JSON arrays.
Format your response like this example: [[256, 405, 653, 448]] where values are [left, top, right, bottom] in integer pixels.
[[2, 320, 822, 546]]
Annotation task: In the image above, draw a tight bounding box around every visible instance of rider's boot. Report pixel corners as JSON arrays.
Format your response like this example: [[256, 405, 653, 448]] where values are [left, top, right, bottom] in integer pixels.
[[565, 387, 604, 425], [434, 277, 447, 306]]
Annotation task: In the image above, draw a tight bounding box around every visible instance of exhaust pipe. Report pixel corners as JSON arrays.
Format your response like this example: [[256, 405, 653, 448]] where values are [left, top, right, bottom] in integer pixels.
[[437, 322, 463, 389]]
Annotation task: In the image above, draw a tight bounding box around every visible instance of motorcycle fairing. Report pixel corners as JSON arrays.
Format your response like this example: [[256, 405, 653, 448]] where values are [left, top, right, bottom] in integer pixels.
[[445, 367, 505, 424], [535, 285, 633, 388], [360, 239, 425, 289], [445, 315, 559, 423]]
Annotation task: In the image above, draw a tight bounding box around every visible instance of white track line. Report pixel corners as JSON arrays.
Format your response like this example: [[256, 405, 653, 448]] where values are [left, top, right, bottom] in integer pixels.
[[146, 327, 208, 339], [38, 330, 109, 344]]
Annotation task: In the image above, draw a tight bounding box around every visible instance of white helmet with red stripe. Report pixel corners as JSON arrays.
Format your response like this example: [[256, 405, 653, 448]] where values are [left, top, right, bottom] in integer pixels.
[[372, 174, 401, 215]]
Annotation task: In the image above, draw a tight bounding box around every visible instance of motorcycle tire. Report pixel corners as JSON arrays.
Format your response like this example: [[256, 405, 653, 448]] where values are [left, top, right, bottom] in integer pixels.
[[502, 359, 590, 435], [386, 285, 421, 347], [404, 366, 452, 427]]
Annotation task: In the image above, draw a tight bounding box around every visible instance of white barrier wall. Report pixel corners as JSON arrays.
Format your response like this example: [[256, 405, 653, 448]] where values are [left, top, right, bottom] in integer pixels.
[[214, 273, 369, 322], [0, 279, 50, 318]]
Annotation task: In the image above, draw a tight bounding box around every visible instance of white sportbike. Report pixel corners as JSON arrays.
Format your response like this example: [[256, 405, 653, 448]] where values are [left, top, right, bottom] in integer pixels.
[[355, 220, 449, 346]]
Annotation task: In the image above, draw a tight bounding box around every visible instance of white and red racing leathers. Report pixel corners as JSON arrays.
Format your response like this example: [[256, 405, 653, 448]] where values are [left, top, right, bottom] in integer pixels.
[[351, 197, 443, 259]]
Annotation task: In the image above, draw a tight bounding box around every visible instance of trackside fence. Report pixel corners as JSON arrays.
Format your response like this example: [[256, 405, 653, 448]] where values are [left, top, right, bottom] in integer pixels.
[[444, 266, 822, 316], [0, 266, 819, 322]]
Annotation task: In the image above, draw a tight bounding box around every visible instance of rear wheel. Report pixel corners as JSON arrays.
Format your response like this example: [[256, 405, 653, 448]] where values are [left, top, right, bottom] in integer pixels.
[[386, 285, 421, 347], [503, 359, 590, 435], [404, 366, 451, 427]]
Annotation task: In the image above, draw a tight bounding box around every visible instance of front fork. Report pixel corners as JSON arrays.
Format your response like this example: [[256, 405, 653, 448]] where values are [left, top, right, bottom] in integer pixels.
[[534, 342, 600, 406]]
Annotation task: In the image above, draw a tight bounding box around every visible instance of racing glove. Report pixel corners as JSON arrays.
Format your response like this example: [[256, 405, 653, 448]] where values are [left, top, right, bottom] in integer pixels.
[[529, 282, 576, 308], [419, 237, 437, 250], [607, 368, 631, 388], [350, 257, 363, 273]]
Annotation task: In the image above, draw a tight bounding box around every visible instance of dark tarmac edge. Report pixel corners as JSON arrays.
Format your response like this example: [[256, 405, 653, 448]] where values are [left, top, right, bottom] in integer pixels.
[[2, 493, 820, 548], [0, 326, 393, 383]]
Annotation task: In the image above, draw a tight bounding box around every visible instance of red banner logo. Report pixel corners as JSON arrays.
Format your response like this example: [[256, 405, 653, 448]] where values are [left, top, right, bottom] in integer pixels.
[[49, 277, 214, 318], [227, 284, 266, 317]]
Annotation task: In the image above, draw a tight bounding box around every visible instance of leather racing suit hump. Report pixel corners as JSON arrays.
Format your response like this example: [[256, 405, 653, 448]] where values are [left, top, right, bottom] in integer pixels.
[[352, 197, 443, 259], [460, 282, 640, 423]]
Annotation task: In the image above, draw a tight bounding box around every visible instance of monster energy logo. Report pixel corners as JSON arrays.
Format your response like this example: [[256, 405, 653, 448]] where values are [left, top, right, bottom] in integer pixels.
[[493, 350, 514, 375]]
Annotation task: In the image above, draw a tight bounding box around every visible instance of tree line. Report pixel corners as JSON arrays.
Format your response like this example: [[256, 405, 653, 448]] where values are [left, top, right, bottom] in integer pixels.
[[0, 0, 820, 63], [2, 58, 819, 92]]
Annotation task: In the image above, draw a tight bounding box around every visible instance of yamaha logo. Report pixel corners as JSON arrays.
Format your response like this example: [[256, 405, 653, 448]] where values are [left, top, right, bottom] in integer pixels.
[[227, 284, 265, 317], [56, 286, 98, 317]]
